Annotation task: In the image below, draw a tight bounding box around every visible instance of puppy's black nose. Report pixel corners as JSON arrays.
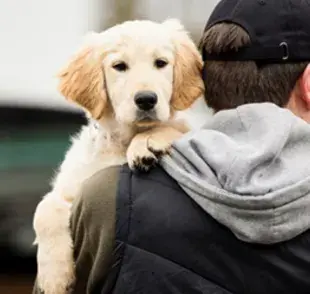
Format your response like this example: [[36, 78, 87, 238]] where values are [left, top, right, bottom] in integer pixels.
[[134, 91, 158, 111]]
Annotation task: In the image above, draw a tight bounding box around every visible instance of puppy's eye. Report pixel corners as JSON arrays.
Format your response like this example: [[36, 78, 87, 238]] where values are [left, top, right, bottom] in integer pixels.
[[154, 59, 168, 69], [112, 62, 128, 72]]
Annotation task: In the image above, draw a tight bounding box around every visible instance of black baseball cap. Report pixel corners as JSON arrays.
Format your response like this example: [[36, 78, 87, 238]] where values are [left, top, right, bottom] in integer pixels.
[[202, 0, 310, 62]]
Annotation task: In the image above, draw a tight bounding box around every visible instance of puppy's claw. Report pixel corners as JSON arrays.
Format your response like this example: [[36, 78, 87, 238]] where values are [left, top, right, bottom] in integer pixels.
[[129, 152, 158, 172], [142, 156, 157, 168]]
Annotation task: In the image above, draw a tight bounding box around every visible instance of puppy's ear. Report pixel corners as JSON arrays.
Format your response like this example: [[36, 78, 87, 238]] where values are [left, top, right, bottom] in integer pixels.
[[163, 19, 204, 111], [57, 32, 107, 119]]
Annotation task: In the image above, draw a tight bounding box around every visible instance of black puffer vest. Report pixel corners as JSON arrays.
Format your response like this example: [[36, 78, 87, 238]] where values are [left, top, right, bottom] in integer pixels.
[[103, 165, 310, 294]]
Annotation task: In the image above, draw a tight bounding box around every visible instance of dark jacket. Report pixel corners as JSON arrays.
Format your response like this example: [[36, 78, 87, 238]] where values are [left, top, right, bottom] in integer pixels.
[[65, 165, 310, 294], [33, 105, 310, 294]]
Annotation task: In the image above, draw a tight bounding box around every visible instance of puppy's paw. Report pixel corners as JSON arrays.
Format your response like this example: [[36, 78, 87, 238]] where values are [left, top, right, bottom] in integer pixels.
[[37, 247, 75, 294], [127, 125, 184, 172], [34, 195, 75, 294], [147, 126, 183, 157], [147, 135, 172, 157], [127, 137, 158, 172]]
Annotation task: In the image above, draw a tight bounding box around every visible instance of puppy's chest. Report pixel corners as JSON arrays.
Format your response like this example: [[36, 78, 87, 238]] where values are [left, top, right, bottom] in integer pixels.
[[89, 138, 127, 169], [83, 124, 130, 171], [96, 149, 127, 166]]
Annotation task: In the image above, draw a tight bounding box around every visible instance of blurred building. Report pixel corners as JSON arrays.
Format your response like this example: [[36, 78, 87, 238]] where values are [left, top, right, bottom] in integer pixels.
[[0, 0, 218, 292], [0, 0, 219, 111]]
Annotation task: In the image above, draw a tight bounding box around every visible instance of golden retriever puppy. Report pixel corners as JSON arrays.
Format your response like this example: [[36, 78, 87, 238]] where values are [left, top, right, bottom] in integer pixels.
[[33, 19, 203, 294]]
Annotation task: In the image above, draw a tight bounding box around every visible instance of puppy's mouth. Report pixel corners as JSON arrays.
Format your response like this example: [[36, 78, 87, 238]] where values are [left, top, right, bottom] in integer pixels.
[[134, 110, 160, 127]]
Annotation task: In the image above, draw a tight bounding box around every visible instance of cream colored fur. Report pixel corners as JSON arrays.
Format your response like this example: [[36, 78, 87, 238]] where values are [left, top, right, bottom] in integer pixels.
[[33, 19, 203, 294]]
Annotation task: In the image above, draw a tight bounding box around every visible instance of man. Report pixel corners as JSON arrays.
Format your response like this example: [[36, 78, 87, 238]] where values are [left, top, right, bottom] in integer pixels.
[[34, 0, 310, 293]]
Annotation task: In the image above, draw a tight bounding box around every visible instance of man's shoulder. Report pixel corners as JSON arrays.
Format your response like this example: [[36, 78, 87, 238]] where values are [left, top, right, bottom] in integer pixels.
[[73, 164, 179, 211], [71, 165, 122, 221], [85, 165, 121, 189], [80, 166, 121, 202]]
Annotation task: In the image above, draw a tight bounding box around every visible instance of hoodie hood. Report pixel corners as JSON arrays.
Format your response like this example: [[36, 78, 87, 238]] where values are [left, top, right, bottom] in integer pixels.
[[161, 103, 310, 244]]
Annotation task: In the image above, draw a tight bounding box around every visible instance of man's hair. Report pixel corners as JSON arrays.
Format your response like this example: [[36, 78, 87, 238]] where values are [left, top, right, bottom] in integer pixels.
[[199, 23, 309, 111]]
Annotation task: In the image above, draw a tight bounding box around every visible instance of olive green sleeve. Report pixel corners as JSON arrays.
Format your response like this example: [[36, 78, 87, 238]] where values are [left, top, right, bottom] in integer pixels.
[[70, 166, 121, 294]]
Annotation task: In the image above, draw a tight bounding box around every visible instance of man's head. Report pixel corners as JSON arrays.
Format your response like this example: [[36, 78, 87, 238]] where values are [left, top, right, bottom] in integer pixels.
[[200, 0, 310, 122]]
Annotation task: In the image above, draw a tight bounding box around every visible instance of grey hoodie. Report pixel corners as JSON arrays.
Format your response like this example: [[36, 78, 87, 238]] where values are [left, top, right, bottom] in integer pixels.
[[161, 103, 310, 244]]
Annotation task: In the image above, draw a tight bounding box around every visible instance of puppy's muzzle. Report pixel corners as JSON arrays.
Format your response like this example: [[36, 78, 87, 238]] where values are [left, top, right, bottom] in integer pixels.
[[134, 91, 158, 111]]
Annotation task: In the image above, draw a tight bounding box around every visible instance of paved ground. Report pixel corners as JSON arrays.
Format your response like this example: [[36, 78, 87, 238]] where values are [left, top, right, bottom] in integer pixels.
[[0, 275, 34, 294]]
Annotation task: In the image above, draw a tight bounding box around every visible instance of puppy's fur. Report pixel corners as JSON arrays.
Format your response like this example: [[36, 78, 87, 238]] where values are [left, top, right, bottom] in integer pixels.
[[33, 19, 203, 294]]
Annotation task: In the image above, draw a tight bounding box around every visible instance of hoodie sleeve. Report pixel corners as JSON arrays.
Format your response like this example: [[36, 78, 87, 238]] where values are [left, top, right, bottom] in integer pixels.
[[69, 166, 120, 294]]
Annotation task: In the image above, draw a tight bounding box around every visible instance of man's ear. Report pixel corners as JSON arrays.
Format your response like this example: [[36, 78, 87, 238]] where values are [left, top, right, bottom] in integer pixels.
[[162, 19, 204, 111], [300, 64, 310, 109], [57, 32, 107, 120]]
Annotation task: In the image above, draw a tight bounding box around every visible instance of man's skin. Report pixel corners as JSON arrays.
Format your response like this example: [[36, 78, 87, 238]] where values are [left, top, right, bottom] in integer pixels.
[[287, 65, 310, 121]]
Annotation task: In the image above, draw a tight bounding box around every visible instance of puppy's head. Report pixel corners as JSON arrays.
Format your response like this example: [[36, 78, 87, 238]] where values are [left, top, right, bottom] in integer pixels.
[[58, 19, 204, 127]]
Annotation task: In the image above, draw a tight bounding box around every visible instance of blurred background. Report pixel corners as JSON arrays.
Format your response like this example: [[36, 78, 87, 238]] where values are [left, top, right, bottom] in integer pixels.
[[0, 0, 219, 292]]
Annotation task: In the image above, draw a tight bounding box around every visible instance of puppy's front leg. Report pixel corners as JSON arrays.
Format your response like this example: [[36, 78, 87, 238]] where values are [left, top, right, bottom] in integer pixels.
[[127, 122, 187, 171], [146, 124, 186, 157], [33, 193, 75, 294], [127, 133, 158, 172]]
